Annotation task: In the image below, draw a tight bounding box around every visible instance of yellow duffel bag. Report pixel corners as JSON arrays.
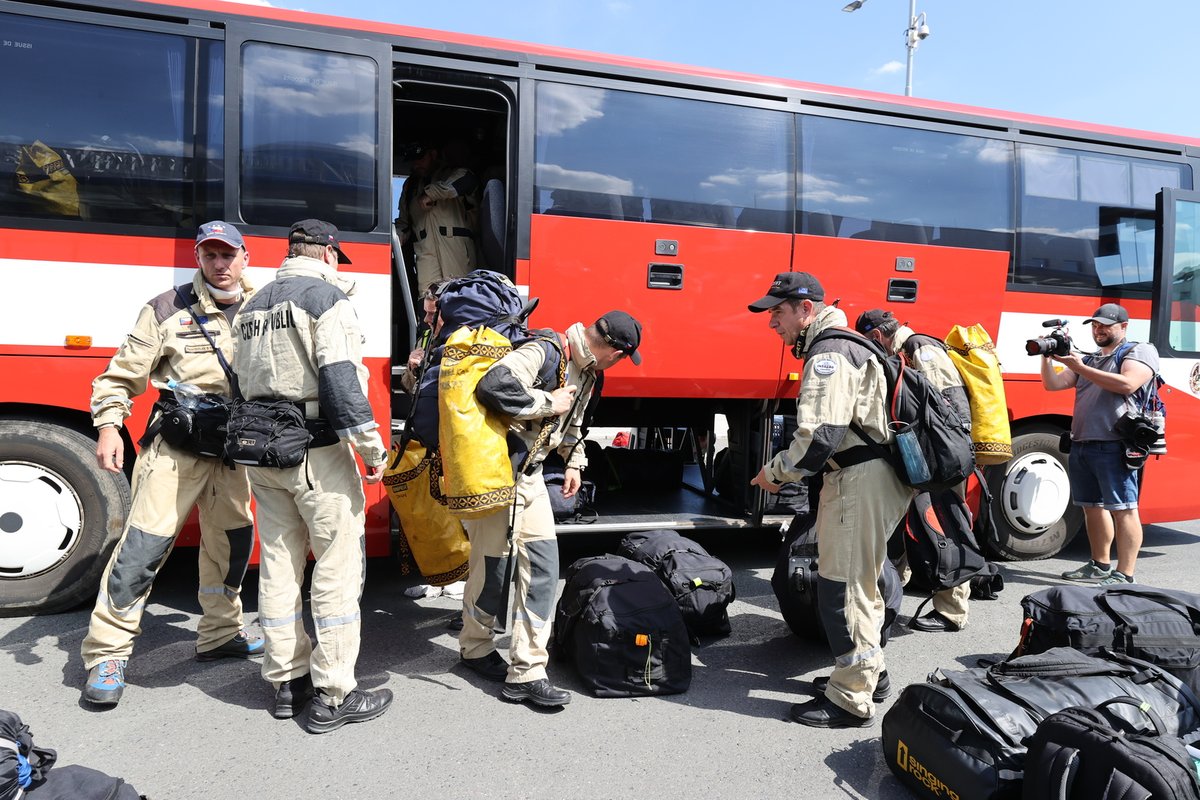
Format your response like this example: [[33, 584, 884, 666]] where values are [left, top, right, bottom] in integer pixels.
[[946, 323, 1012, 465], [382, 439, 469, 586], [438, 325, 516, 518]]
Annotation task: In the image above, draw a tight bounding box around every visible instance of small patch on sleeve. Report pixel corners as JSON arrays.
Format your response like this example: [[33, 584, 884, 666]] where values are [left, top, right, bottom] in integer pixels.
[[812, 358, 838, 376]]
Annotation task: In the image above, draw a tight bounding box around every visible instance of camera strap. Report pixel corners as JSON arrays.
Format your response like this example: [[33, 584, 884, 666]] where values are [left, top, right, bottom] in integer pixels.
[[174, 286, 236, 387]]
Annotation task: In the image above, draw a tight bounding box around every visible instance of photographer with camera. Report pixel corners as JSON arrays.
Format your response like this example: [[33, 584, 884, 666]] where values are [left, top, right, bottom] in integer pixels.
[[1037, 303, 1159, 586]]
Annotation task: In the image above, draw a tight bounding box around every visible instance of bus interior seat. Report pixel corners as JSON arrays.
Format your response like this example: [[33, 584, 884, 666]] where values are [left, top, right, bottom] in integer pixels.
[[545, 188, 623, 220], [799, 210, 836, 237], [735, 207, 790, 232], [650, 199, 735, 228], [479, 178, 505, 270]]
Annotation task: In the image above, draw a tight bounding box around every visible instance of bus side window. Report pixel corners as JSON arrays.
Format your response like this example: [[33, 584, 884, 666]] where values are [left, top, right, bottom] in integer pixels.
[[0, 12, 221, 228]]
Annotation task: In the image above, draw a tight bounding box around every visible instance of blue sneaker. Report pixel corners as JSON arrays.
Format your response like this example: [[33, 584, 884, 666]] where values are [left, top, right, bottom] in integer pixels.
[[197, 630, 265, 661], [83, 659, 126, 706]]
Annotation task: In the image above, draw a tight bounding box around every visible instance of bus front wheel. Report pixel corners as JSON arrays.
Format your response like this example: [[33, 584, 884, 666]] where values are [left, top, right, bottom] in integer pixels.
[[984, 427, 1083, 561], [0, 418, 130, 616]]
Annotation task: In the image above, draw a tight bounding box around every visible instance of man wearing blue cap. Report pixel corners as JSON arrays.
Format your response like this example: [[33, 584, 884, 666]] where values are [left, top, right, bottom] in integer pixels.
[[82, 221, 262, 707]]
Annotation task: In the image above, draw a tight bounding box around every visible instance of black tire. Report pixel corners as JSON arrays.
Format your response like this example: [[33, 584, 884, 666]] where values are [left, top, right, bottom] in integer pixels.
[[984, 427, 1083, 561], [0, 418, 130, 616]]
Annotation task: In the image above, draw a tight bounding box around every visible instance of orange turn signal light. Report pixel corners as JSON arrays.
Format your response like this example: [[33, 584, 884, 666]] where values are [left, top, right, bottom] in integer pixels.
[[65, 335, 92, 348], [635, 633, 649, 647]]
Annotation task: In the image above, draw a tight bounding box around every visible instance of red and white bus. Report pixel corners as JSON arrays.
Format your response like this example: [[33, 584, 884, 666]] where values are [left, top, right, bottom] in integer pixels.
[[2, 0, 1198, 614]]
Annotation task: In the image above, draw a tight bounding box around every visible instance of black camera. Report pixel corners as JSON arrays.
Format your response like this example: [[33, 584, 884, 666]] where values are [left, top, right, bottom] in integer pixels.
[[1026, 318, 1072, 357]]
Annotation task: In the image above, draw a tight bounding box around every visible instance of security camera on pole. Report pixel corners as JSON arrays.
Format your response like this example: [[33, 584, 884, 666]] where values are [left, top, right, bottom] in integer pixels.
[[842, 0, 931, 97]]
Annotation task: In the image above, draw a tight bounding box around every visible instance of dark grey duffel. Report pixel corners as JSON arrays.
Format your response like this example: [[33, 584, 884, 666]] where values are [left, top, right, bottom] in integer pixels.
[[881, 648, 1200, 800]]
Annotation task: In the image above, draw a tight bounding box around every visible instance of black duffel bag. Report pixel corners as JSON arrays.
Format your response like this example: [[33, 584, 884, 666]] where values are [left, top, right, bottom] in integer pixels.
[[881, 648, 1200, 800], [1022, 696, 1200, 800], [551, 555, 692, 697], [224, 399, 313, 468], [1014, 584, 1200, 696], [618, 530, 735, 639]]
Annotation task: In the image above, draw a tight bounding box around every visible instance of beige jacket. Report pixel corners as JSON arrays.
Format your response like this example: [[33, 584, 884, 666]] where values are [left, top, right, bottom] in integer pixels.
[[91, 271, 253, 429], [231, 255, 386, 468], [765, 306, 894, 482], [474, 322, 596, 473]]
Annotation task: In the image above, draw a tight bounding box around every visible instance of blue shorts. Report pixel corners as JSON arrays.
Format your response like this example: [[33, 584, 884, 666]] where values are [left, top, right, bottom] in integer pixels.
[[1068, 440, 1140, 511]]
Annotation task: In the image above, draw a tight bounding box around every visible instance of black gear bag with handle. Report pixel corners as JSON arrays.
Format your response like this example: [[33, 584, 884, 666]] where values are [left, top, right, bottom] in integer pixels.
[[617, 529, 736, 639], [1022, 696, 1200, 800]]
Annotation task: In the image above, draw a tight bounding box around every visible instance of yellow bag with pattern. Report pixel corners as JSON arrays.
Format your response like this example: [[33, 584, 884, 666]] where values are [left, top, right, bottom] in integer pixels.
[[15, 141, 80, 217], [945, 323, 1012, 465], [382, 439, 469, 586], [438, 325, 517, 518]]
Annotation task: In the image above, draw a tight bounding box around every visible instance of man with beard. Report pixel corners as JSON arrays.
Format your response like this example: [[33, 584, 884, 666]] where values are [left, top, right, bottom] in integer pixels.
[[1041, 303, 1159, 586]]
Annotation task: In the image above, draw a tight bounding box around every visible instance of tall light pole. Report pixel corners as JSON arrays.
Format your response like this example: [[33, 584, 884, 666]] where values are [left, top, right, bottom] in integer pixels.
[[842, 0, 930, 97]]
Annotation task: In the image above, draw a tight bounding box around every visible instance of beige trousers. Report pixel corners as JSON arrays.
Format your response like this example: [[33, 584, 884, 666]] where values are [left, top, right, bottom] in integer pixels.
[[248, 443, 366, 705], [82, 438, 253, 668], [459, 471, 559, 683], [817, 458, 914, 719]]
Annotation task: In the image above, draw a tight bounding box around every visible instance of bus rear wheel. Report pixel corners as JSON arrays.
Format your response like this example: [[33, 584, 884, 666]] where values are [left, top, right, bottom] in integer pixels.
[[0, 419, 130, 616], [984, 427, 1082, 561]]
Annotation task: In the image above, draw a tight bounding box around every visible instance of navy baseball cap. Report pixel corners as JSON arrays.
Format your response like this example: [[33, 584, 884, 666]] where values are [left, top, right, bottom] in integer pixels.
[[289, 219, 351, 264], [196, 220, 244, 249], [748, 272, 825, 312], [595, 310, 643, 365]]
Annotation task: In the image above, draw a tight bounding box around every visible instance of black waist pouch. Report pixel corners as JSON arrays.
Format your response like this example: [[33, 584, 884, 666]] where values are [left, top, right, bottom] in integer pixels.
[[225, 399, 312, 468], [150, 394, 231, 458]]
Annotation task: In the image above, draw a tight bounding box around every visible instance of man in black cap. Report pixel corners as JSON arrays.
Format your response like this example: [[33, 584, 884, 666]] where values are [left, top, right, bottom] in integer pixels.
[[457, 310, 641, 707], [1040, 302, 1159, 586], [856, 308, 972, 634], [232, 218, 393, 733], [748, 272, 913, 728]]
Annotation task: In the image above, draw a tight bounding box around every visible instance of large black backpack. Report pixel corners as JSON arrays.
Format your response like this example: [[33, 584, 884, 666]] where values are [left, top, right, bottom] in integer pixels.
[[771, 508, 902, 645], [1014, 584, 1200, 696], [881, 648, 1200, 800], [617, 530, 736, 639], [814, 329, 975, 492], [1022, 696, 1200, 800], [552, 555, 692, 697], [900, 470, 1003, 603]]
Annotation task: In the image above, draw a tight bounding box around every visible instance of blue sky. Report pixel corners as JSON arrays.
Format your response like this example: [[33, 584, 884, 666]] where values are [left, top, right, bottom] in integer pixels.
[[236, 0, 1197, 140]]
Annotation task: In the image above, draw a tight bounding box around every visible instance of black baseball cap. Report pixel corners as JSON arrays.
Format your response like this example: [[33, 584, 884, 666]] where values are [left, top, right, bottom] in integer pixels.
[[1084, 303, 1129, 325], [595, 310, 643, 365], [855, 308, 895, 335], [748, 272, 825, 312], [289, 219, 351, 264]]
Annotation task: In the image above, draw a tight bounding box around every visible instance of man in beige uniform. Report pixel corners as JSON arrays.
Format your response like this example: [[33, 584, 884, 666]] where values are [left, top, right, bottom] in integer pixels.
[[749, 273, 912, 728], [856, 308, 972, 633], [83, 220, 262, 707], [459, 311, 643, 707], [396, 142, 479, 288], [232, 218, 392, 734]]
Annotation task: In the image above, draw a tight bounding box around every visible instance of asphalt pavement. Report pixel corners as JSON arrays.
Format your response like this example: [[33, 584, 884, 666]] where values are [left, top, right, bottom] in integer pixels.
[[3, 518, 1199, 799]]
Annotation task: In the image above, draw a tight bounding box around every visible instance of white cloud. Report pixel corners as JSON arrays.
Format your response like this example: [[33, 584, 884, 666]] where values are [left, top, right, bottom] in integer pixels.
[[536, 84, 606, 136], [535, 163, 633, 195], [872, 61, 905, 76]]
